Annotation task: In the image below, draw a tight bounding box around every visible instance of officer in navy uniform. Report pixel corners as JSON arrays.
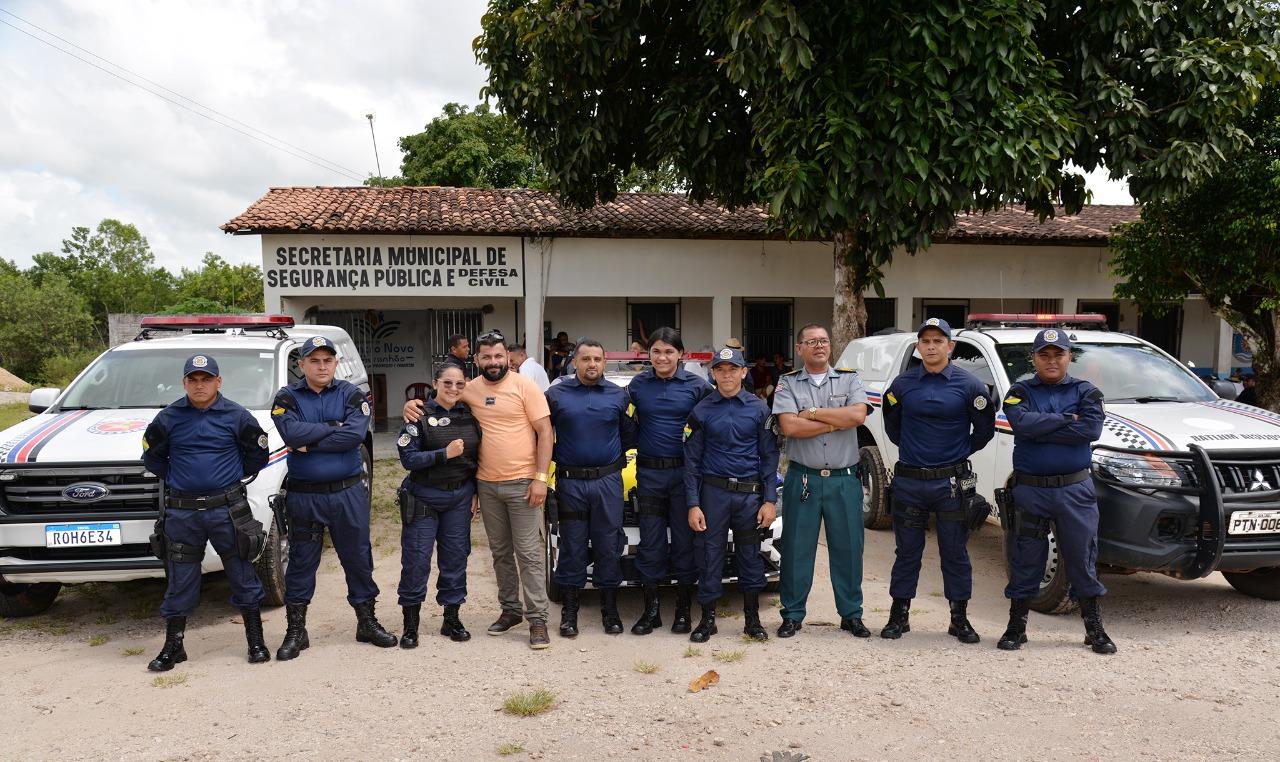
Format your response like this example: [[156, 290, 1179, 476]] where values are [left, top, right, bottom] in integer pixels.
[[396, 363, 482, 647], [999, 328, 1117, 654], [625, 327, 712, 635], [881, 318, 995, 643], [545, 339, 637, 636], [272, 336, 396, 659], [143, 354, 271, 671], [684, 346, 780, 643]]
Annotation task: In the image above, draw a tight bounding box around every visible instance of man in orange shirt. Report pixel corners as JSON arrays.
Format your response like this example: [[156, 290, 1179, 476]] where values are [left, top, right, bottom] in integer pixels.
[[406, 332, 555, 649]]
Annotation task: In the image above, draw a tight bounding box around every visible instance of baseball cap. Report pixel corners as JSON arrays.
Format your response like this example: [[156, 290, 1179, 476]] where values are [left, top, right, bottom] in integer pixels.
[[916, 317, 952, 338], [183, 354, 219, 378], [299, 335, 338, 357], [711, 346, 746, 368], [1033, 328, 1072, 352]]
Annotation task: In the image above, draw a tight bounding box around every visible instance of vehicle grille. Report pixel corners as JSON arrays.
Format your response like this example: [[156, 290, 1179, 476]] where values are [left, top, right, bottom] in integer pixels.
[[0, 465, 161, 517], [1178, 455, 1280, 496], [2, 543, 155, 562]]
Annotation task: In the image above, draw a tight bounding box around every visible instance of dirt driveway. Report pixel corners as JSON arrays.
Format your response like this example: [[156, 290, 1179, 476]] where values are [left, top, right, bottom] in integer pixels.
[[2, 459, 1278, 761]]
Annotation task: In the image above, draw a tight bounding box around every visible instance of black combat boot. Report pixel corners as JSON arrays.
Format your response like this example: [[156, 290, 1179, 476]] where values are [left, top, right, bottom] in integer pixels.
[[241, 609, 270, 664], [997, 598, 1030, 651], [742, 592, 768, 641], [690, 602, 717, 643], [353, 599, 398, 648], [670, 583, 694, 634], [1079, 597, 1117, 654], [276, 603, 309, 661], [631, 585, 662, 635], [947, 599, 980, 644], [400, 604, 421, 649], [880, 598, 911, 639], [440, 604, 470, 642], [147, 617, 187, 672], [600, 588, 624, 635], [559, 587, 580, 638]]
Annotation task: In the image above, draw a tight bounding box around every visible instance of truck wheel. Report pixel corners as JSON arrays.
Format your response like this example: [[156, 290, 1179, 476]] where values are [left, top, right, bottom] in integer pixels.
[[1002, 527, 1077, 615], [1222, 568, 1280, 600], [255, 515, 289, 607], [545, 529, 563, 604], [0, 582, 61, 617], [859, 446, 891, 530]]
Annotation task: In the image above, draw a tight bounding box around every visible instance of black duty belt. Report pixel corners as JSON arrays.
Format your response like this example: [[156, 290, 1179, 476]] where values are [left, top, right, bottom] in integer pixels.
[[556, 458, 626, 480], [410, 470, 476, 491], [703, 475, 762, 494], [637, 456, 684, 470], [420, 478, 472, 492], [168, 485, 246, 510], [894, 462, 970, 481], [286, 475, 363, 494], [790, 463, 856, 478], [1014, 469, 1091, 488]]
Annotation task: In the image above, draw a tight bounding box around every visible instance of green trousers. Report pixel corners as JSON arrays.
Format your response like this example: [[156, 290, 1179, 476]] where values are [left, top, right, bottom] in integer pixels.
[[778, 467, 864, 621]]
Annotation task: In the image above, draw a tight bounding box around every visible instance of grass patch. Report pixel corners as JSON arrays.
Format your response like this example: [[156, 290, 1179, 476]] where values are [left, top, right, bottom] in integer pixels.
[[739, 633, 768, 644], [151, 672, 188, 688], [40, 620, 73, 636], [126, 600, 155, 620], [683, 646, 702, 658], [503, 689, 555, 717], [633, 660, 659, 674], [88, 634, 109, 646], [95, 612, 119, 626], [122, 647, 145, 656], [714, 649, 747, 664], [0, 401, 33, 431], [497, 742, 526, 756]]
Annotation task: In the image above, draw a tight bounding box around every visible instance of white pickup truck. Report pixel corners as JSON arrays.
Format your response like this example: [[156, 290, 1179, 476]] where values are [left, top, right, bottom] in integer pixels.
[[0, 315, 373, 617], [840, 313, 1280, 613]]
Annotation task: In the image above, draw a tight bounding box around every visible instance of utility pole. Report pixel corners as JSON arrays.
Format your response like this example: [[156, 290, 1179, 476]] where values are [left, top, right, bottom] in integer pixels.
[[365, 113, 382, 179]]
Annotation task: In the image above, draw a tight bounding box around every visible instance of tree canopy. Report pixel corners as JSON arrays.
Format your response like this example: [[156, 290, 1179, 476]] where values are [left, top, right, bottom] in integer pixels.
[[477, 1, 1280, 343], [1112, 85, 1280, 411]]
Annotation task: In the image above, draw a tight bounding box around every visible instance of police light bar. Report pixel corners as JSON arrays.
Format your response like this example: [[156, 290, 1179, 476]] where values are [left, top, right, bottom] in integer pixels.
[[603, 352, 715, 361], [139, 314, 296, 330], [965, 313, 1109, 330]]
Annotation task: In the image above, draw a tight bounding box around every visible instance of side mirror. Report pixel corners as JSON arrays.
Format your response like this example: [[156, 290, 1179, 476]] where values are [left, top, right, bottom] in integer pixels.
[[28, 387, 61, 413], [1209, 380, 1238, 399]]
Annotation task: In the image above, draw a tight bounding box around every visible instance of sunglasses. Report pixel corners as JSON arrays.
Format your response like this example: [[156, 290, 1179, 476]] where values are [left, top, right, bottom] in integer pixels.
[[438, 380, 466, 388], [477, 330, 506, 343]]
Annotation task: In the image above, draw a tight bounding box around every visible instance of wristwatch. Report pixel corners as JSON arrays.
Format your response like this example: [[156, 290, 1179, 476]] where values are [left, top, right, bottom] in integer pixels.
[[806, 406, 819, 420]]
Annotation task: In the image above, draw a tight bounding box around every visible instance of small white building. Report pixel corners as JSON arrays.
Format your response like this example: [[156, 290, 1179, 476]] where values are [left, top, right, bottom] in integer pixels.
[[223, 186, 1234, 427]]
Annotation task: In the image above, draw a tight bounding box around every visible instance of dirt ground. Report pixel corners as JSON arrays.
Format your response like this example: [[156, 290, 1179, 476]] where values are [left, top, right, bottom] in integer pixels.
[[2, 458, 1278, 761]]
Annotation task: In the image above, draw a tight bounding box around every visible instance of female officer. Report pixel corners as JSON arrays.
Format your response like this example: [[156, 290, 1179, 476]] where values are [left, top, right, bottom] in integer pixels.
[[396, 364, 481, 648]]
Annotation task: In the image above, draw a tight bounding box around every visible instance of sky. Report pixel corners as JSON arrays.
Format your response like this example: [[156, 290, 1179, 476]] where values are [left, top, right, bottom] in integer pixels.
[[0, 1, 1133, 273]]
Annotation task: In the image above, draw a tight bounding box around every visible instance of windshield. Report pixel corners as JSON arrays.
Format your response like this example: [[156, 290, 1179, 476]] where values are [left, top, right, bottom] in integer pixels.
[[995, 342, 1215, 403], [58, 348, 280, 410]]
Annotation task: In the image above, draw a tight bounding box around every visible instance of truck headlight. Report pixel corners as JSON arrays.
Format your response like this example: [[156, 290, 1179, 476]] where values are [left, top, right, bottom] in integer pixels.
[[1091, 450, 1186, 488]]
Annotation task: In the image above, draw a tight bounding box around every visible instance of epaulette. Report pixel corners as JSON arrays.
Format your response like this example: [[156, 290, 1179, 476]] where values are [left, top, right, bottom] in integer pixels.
[[781, 369, 801, 377], [836, 367, 856, 373]]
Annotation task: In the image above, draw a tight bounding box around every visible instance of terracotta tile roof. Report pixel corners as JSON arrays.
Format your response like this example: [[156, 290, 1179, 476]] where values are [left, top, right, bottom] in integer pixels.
[[222, 186, 1137, 244]]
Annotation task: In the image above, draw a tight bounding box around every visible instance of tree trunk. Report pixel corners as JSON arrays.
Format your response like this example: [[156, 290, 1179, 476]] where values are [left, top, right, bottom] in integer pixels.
[[1246, 309, 1280, 413], [831, 228, 869, 357]]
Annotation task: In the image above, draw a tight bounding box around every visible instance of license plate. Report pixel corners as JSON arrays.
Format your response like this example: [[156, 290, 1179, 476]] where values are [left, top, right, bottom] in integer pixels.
[[1227, 510, 1280, 536], [44, 522, 123, 548]]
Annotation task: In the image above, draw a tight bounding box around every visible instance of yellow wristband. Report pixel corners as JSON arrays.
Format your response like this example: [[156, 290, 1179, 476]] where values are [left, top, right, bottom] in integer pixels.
[[534, 472, 550, 483]]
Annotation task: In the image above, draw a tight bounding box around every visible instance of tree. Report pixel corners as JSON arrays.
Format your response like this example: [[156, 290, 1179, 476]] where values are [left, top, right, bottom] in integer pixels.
[[0, 272, 94, 383], [394, 102, 548, 189], [172, 253, 264, 312], [1111, 86, 1280, 411], [477, 2, 1280, 347]]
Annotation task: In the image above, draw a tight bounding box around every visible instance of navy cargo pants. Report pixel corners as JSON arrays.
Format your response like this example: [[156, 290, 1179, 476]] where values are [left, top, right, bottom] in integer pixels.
[[159, 505, 264, 618], [634, 466, 698, 586], [554, 472, 625, 589], [1004, 480, 1107, 600], [397, 482, 474, 607], [284, 483, 379, 606], [693, 484, 765, 606], [889, 476, 972, 601]]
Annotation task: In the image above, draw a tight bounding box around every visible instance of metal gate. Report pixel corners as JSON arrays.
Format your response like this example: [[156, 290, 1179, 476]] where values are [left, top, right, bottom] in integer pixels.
[[428, 309, 484, 377]]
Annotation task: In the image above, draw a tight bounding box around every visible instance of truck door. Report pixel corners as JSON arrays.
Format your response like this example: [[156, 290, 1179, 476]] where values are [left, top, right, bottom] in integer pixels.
[[951, 339, 1003, 500]]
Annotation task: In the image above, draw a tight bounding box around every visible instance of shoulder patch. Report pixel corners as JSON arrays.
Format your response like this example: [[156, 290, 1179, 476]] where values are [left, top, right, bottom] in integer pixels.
[[885, 391, 898, 406], [257, 434, 269, 450], [361, 401, 371, 416], [973, 396, 988, 410], [1085, 388, 1104, 403], [406, 424, 419, 437], [1004, 395, 1023, 406], [397, 433, 411, 447], [272, 391, 296, 415]]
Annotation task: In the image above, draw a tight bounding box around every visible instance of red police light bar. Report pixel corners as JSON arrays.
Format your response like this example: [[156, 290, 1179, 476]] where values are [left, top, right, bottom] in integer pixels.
[[603, 352, 715, 361], [139, 314, 296, 330], [966, 313, 1108, 329]]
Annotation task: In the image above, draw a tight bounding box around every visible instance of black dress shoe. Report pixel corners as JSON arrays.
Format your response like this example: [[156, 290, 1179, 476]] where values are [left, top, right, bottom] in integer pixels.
[[777, 618, 802, 638], [840, 617, 870, 638]]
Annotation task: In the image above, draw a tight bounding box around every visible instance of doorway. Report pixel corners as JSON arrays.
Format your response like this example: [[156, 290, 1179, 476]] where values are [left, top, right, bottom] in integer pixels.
[[921, 300, 969, 330], [1079, 300, 1121, 331]]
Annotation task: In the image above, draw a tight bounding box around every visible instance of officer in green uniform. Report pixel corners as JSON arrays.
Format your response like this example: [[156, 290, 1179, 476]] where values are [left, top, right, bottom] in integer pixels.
[[772, 323, 872, 638]]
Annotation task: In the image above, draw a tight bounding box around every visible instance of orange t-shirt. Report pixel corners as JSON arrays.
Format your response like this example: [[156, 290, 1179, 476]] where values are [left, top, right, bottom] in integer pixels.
[[460, 371, 551, 482]]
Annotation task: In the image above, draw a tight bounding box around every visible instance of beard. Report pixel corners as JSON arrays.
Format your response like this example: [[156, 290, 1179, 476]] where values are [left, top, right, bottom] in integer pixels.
[[482, 363, 510, 382]]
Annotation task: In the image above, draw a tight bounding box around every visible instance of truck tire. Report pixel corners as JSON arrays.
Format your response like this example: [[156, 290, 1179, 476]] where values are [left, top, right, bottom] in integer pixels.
[[1222, 567, 1280, 600], [0, 582, 61, 617], [1001, 526, 1077, 615], [859, 446, 891, 530], [255, 514, 288, 607]]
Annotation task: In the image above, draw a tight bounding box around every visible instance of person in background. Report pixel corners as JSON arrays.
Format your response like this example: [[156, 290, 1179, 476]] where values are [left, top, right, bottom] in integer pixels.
[[508, 342, 551, 392], [749, 355, 774, 401], [443, 334, 472, 378], [1237, 372, 1259, 407]]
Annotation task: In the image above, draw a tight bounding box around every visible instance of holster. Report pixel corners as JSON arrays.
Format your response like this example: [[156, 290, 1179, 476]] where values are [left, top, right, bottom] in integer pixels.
[[270, 490, 288, 538], [149, 518, 167, 561], [959, 474, 991, 532], [398, 487, 436, 526], [543, 487, 559, 525], [228, 496, 267, 562]]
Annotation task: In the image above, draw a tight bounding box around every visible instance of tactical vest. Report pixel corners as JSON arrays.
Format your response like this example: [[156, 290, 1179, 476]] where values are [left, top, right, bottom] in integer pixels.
[[409, 402, 481, 487]]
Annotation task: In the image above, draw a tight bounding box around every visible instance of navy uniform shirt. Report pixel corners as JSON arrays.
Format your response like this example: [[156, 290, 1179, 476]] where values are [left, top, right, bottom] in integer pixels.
[[626, 368, 713, 459], [1004, 374, 1104, 475], [684, 388, 780, 507], [544, 375, 637, 468], [884, 362, 995, 467], [143, 393, 269, 495], [271, 378, 370, 482], [398, 396, 481, 496]]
